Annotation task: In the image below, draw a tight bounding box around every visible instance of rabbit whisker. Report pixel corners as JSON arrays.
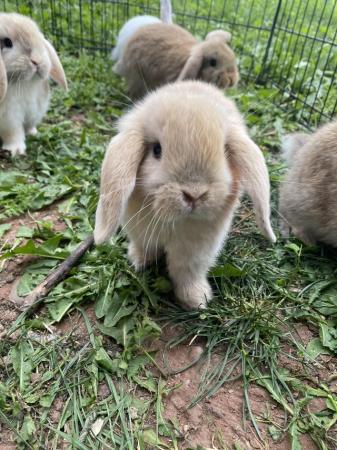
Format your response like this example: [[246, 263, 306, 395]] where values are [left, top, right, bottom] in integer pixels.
[[143, 207, 163, 267], [142, 208, 160, 252], [119, 197, 155, 237], [171, 216, 176, 236], [155, 212, 169, 267], [98, 180, 148, 199], [109, 84, 136, 107], [271, 205, 291, 226], [149, 212, 163, 269], [117, 202, 153, 238], [136, 62, 151, 97]]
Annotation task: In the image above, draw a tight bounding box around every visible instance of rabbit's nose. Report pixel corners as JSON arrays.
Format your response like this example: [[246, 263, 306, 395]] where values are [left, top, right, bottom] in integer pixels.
[[31, 59, 39, 68], [182, 189, 208, 208]]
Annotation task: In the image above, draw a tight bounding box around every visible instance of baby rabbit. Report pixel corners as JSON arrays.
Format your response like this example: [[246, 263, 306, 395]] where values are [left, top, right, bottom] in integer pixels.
[[0, 13, 67, 156], [279, 120, 337, 247], [114, 22, 239, 99], [94, 81, 275, 310]]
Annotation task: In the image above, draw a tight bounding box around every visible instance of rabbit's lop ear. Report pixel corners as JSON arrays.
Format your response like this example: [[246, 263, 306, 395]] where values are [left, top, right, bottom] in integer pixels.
[[228, 130, 276, 242], [178, 46, 203, 81], [0, 50, 7, 102], [206, 30, 232, 43], [44, 39, 68, 90], [94, 130, 143, 244]]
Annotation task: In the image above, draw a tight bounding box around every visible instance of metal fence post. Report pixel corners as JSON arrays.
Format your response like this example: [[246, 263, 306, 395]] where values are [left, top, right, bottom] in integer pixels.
[[256, 0, 283, 83]]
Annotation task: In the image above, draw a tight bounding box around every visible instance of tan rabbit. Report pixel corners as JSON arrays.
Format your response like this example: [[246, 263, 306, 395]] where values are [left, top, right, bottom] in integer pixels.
[[0, 13, 67, 156], [114, 23, 238, 99], [94, 81, 275, 310], [279, 120, 337, 246]]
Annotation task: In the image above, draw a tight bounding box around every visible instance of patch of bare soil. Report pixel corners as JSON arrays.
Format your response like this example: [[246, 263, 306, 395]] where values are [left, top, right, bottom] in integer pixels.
[[0, 427, 15, 449], [0, 442, 16, 450], [152, 325, 329, 449]]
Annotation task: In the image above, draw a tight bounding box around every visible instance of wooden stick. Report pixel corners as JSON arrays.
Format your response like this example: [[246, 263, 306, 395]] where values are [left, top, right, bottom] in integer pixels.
[[19, 234, 95, 311]]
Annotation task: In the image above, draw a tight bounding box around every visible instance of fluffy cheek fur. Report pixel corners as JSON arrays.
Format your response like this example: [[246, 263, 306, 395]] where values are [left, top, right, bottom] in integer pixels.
[[124, 173, 238, 310], [218, 68, 239, 88], [201, 65, 238, 88], [137, 157, 233, 222], [7, 60, 34, 81], [5, 53, 50, 82]]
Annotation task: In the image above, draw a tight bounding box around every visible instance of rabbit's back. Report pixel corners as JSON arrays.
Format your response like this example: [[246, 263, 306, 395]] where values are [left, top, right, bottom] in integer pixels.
[[111, 15, 161, 62], [279, 121, 337, 246], [117, 24, 196, 98]]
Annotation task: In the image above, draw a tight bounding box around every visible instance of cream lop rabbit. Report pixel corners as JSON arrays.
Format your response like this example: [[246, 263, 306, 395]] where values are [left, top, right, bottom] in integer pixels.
[[94, 81, 275, 310], [0, 13, 67, 156], [114, 13, 238, 99], [279, 120, 337, 247]]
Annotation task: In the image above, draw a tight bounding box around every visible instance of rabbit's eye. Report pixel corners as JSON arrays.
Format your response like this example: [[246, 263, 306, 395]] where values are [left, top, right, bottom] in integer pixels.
[[209, 58, 217, 67], [152, 142, 162, 159], [2, 38, 13, 49]]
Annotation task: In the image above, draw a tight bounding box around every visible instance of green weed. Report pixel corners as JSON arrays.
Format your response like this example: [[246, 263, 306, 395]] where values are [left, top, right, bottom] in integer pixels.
[[0, 4, 336, 448]]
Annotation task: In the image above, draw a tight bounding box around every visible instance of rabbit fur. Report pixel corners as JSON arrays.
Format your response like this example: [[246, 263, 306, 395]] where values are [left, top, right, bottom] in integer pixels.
[[160, 0, 173, 24], [111, 0, 172, 62], [279, 120, 337, 246], [94, 81, 275, 310], [0, 13, 67, 156], [111, 16, 162, 62], [114, 22, 238, 99]]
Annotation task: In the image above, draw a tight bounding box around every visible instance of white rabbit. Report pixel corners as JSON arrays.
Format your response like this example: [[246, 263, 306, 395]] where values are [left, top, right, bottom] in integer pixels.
[[0, 13, 67, 157], [94, 81, 275, 310], [111, 0, 172, 62]]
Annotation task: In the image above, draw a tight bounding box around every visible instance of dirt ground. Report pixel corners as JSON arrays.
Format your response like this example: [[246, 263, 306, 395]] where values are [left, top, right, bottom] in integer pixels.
[[152, 325, 327, 449], [1, 209, 336, 449]]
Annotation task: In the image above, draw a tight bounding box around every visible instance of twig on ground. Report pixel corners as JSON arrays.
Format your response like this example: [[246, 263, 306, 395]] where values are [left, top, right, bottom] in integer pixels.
[[0, 235, 95, 340], [19, 235, 94, 311]]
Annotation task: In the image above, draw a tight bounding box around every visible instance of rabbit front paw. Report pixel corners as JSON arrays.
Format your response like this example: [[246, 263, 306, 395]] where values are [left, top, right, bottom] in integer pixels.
[[175, 278, 212, 310], [2, 140, 26, 157], [27, 127, 38, 136]]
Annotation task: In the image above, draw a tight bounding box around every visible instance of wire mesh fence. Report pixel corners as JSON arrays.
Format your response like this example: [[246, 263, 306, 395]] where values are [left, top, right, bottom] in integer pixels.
[[0, 0, 336, 126]]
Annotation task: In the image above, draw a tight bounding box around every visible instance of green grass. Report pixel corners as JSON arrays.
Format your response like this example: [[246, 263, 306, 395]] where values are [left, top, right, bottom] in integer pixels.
[[0, 1, 336, 448], [0, 52, 337, 449]]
